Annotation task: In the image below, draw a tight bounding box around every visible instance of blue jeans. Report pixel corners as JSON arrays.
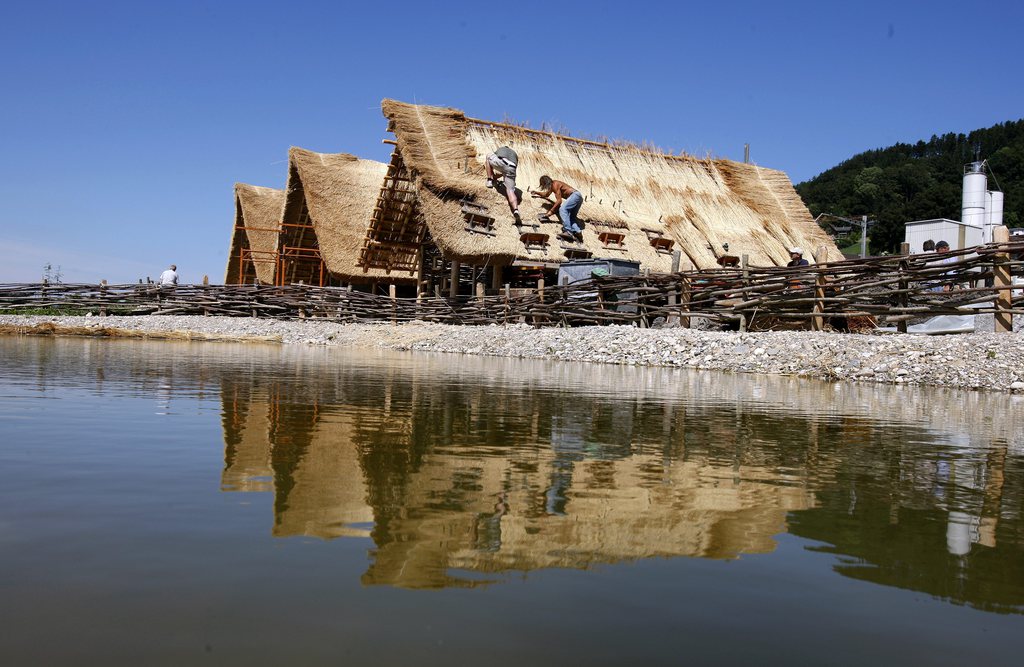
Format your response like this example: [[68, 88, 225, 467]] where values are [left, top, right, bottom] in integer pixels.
[[559, 191, 583, 233]]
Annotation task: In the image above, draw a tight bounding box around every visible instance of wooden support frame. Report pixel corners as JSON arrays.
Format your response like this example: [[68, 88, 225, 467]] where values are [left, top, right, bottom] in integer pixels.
[[598, 231, 627, 250], [358, 145, 427, 275], [520, 232, 550, 253]]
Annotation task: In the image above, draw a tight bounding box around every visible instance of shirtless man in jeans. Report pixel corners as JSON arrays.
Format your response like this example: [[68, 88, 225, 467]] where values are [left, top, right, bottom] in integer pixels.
[[532, 175, 584, 242]]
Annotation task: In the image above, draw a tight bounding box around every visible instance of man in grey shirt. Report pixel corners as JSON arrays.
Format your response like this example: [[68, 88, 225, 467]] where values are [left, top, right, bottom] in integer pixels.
[[159, 264, 179, 286], [485, 146, 521, 221]]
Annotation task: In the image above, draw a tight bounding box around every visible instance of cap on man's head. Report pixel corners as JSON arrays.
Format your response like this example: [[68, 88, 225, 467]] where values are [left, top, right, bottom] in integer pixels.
[[789, 247, 803, 256]]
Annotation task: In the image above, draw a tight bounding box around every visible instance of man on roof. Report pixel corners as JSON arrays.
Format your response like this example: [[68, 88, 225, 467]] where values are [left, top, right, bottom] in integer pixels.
[[485, 146, 521, 222], [532, 175, 584, 243]]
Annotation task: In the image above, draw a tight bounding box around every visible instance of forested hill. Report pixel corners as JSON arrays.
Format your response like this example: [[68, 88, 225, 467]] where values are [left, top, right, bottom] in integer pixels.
[[795, 119, 1024, 253]]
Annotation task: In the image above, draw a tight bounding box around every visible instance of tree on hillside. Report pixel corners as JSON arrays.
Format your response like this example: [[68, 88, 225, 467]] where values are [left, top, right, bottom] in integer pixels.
[[796, 120, 1024, 253]]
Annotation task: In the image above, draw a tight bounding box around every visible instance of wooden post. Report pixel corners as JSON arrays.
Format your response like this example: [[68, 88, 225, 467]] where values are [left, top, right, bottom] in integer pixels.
[[671, 250, 681, 274], [900, 242, 910, 256], [537, 277, 545, 303], [739, 254, 750, 332], [99, 280, 107, 317], [449, 261, 460, 299], [811, 246, 827, 331], [416, 251, 426, 304], [993, 226, 1012, 333], [638, 271, 649, 328], [897, 259, 909, 334], [390, 283, 397, 324], [202, 275, 209, 286], [680, 276, 691, 329], [491, 264, 503, 291], [475, 281, 485, 303], [503, 283, 511, 324]]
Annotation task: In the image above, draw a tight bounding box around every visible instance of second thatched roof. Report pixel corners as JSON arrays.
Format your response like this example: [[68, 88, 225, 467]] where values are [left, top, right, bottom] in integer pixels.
[[284, 147, 409, 283], [226, 183, 285, 284]]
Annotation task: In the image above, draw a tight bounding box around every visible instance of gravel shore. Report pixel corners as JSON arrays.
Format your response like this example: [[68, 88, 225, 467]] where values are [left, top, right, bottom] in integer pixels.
[[2, 314, 1022, 393]]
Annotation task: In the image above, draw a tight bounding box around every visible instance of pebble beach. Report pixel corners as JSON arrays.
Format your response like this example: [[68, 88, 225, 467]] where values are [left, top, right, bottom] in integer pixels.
[[2, 314, 1022, 393]]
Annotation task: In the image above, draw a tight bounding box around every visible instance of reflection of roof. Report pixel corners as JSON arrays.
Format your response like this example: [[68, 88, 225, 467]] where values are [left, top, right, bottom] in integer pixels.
[[271, 415, 373, 539], [220, 386, 273, 492], [359, 451, 813, 589], [361, 99, 842, 272]]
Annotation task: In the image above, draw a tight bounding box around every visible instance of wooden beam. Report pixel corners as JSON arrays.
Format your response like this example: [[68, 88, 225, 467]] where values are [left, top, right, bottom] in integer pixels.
[[449, 261, 460, 298]]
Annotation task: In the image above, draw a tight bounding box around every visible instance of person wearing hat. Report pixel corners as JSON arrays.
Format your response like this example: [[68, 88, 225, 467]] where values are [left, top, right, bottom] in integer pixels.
[[787, 247, 809, 267]]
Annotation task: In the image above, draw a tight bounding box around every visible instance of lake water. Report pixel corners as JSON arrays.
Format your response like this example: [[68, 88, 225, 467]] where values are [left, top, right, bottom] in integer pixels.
[[1, 336, 1022, 665]]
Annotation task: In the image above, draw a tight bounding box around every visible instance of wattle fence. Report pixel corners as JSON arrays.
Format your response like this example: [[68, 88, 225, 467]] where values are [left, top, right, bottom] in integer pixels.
[[2, 242, 1022, 333]]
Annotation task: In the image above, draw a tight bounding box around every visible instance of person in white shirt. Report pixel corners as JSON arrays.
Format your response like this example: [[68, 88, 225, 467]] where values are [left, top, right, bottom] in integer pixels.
[[159, 264, 179, 286]]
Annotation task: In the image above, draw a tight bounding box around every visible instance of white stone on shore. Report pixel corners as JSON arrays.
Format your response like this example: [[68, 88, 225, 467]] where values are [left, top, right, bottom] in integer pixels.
[[2, 314, 1023, 393]]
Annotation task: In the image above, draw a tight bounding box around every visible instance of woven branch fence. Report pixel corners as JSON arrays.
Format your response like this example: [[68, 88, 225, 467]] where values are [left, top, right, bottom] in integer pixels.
[[2, 242, 1022, 332]]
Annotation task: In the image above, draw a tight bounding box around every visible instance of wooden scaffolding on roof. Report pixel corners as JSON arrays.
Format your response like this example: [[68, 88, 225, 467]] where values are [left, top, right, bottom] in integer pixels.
[[231, 222, 281, 285], [357, 144, 427, 276], [277, 200, 327, 286]]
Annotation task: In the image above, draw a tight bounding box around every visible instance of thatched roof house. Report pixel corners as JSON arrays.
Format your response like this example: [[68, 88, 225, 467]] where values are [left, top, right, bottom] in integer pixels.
[[360, 99, 841, 277], [279, 147, 408, 286], [226, 183, 285, 284]]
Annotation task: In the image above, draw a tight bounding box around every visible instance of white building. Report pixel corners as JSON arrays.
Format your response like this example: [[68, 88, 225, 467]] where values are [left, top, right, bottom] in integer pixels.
[[904, 161, 1004, 252]]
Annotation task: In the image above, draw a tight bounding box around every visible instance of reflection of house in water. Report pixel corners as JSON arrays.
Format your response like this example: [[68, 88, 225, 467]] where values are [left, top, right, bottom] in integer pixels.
[[365, 451, 812, 589], [217, 349, 1023, 606], [219, 361, 816, 589]]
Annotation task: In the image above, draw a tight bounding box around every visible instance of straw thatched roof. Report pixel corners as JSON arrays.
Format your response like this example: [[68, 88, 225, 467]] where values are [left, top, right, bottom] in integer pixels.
[[283, 147, 412, 283], [226, 183, 285, 284], [361, 99, 841, 271]]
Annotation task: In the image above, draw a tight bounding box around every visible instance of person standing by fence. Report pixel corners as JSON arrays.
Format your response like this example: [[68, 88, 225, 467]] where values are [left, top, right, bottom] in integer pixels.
[[159, 264, 179, 286], [787, 247, 809, 267]]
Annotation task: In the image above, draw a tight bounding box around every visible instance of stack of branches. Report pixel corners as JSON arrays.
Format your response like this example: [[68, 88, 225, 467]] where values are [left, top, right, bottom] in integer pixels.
[[1, 241, 1022, 330]]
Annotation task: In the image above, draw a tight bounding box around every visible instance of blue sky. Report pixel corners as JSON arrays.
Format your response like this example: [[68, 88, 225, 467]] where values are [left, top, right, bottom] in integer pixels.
[[1, 0, 1022, 283]]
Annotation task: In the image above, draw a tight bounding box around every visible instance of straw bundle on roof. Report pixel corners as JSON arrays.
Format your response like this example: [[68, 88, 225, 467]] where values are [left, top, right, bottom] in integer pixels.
[[284, 147, 410, 283], [373, 99, 842, 270], [226, 183, 285, 284]]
